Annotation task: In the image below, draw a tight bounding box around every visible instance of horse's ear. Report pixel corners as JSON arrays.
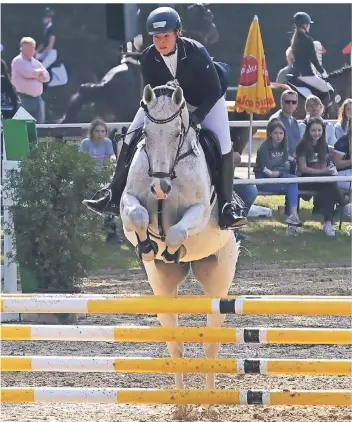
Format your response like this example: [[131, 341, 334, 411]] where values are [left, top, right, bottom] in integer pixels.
[[143, 84, 156, 104], [172, 86, 184, 106]]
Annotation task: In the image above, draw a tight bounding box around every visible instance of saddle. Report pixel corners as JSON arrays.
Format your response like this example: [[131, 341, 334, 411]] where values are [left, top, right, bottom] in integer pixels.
[[285, 74, 333, 106]]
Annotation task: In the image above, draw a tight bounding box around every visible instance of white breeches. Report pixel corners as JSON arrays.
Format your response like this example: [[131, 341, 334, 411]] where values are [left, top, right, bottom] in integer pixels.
[[297, 75, 331, 92], [36, 49, 57, 69], [125, 95, 232, 155]]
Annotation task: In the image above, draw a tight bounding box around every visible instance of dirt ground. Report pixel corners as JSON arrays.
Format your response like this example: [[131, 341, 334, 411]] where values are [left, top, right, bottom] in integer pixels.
[[1, 265, 351, 422]]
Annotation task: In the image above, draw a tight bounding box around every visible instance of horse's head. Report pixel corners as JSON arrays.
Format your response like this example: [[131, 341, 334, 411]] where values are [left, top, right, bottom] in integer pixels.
[[142, 82, 190, 200], [183, 3, 219, 45]]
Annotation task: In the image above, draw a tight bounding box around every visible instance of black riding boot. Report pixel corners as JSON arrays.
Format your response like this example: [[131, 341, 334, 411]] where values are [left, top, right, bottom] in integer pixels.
[[83, 142, 130, 216], [219, 151, 248, 229]]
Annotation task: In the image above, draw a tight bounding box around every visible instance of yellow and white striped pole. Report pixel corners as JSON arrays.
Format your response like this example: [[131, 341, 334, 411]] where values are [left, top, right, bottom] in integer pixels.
[[1, 388, 351, 406], [1, 295, 351, 315], [1, 356, 351, 375], [2, 325, 351, 345]]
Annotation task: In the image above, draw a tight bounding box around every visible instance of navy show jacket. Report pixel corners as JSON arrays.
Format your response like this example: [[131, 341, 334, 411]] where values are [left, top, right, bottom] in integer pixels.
[[141, 37, 229, 123]]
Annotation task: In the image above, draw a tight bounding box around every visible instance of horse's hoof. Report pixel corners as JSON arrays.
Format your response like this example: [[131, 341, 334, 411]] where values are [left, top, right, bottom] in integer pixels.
[[172, 405, 195, 421], [162, 245, 186, 263]]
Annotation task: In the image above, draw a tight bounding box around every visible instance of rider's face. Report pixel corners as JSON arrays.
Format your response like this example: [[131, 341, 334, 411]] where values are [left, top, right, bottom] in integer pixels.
[[153, 32, 178, 55]]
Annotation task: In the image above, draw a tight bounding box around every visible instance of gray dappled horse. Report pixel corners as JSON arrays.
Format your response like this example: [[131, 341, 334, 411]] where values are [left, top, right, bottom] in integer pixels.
[[120, 83, 238, 418]]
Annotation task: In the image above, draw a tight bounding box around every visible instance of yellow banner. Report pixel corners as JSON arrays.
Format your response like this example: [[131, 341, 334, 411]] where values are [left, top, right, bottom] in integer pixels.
[[235, 15, 275, 114]]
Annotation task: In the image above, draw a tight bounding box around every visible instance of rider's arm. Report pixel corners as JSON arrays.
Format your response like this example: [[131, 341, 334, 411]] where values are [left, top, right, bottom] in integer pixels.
[[190, 46, 222, 124], [305, 33, 324, 74], [41, 35, 56, 53]]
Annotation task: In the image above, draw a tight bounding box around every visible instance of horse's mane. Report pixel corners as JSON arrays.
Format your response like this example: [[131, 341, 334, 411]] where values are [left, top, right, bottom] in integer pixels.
[[329, 65, 351, 77]]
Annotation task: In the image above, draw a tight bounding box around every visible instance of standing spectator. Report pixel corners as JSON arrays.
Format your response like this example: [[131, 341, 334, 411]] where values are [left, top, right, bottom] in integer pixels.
[[269, 90, 300, 161], [334, 98, 352, 141], [276, 47, 294, 84], [296, 117, 347, 236], [298, 95, 336, 147], [11, 37, 49, 122], [1, 59, 18, 119], [254, 119, 302, 232], [333, 119, 352, 191], [79, 119, 121, 244]]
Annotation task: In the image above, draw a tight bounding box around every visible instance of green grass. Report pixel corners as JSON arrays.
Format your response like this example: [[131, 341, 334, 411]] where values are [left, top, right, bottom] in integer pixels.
[[92, 196, 351, 270]]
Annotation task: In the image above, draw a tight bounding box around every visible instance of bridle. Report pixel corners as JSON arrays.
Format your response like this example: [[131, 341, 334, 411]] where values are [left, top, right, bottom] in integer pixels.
[[140, 87, 193, 180]]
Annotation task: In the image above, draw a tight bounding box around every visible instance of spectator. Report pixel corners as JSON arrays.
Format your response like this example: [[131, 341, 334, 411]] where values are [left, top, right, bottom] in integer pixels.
[[334, 98, 352, 140], [1, 59, 18, 119], [254, 119, 302, 233], [269, 89, 300, 160], [296, 117, 347, 236], [80, 119, 121, 244], [11, 37, 49, 122], [333, 119, 352, 191], [233, 151, 258, 240], [298, 95, 336, 148], [276, 47, 294, 84]]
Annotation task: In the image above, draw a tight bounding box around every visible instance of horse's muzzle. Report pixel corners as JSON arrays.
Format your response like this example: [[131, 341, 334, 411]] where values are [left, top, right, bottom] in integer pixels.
[[150, 178, 171, 200]]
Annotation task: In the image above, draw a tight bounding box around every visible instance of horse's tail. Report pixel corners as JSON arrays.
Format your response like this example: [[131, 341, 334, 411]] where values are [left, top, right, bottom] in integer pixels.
[[60, 83, 105, 123]]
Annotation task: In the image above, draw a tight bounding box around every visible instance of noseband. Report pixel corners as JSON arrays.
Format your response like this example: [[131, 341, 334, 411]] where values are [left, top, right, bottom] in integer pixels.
[[141, 88, 191, 180]]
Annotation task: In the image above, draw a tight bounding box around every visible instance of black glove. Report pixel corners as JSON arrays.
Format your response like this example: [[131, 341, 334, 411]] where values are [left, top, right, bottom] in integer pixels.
[[189, 112, 200, 129]]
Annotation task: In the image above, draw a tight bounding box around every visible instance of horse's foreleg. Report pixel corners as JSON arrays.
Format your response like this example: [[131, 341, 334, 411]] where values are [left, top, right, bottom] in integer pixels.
[[164, 203, 209, 259], [144, 260, 190, 390], [121, 193, 157, 261]]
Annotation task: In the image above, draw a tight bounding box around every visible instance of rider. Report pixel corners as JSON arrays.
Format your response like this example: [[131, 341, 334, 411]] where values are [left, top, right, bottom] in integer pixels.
[[290, 12, 333, 107], [83, 6, 247, 229], [35, 7, 57, 81]]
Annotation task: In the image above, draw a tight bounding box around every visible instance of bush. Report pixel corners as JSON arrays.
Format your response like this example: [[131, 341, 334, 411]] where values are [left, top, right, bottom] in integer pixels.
[[4, 139, 113, 291]]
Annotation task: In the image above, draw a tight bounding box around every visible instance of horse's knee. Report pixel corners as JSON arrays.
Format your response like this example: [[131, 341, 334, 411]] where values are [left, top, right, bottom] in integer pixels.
[[126, 207, 149, 232], [167, 341, 184, 358], [165, 225, 188, 248], [204, 342, 221, 359]]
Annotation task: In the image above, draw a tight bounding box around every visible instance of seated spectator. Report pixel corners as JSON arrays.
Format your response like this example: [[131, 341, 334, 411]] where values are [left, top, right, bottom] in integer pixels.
[[269, 89, 300, 164], [80, 118, 121, 244], [1, 59, 18, 119], [233, 151, 258, 240], [276, 47, 294, 84], [296, 117, 347, 236], [333, 119, 352, 192], [254, 119, 302, 232], [334, 98, 352, 140], [298, 95, 336, 148]]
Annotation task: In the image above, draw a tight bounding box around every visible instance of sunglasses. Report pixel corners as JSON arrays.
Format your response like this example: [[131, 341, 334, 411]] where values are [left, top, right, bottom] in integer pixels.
[[283, 100, 298, 105]]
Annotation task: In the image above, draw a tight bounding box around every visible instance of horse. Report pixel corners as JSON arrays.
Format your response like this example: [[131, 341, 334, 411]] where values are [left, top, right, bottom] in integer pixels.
[[120, 82, 238, 418], [60, 3, 220, 124], [229, 65, 352, 152]]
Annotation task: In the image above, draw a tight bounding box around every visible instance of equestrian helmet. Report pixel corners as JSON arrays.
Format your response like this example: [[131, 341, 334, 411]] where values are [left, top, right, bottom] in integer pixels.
[[43, 7, 54, 18], [146, 7, 181, 35], [294, 12, 314, 25]]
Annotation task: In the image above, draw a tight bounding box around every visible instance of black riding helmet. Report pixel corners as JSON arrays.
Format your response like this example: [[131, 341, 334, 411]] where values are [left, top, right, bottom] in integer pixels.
[[294, 12, 314, 26], [43, 7, 54, 18], [146, 7, 181, 35]]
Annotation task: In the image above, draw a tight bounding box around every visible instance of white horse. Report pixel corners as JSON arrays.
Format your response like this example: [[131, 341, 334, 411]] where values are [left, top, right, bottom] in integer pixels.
[[120, 82, 239, 417]]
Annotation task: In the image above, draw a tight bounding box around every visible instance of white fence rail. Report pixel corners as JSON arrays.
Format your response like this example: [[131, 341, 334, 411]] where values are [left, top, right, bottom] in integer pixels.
[[36, 120, 338, 130]]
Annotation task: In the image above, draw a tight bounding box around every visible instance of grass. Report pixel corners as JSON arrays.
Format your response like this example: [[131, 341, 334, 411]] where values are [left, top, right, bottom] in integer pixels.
[[92, 196, 351, 270]]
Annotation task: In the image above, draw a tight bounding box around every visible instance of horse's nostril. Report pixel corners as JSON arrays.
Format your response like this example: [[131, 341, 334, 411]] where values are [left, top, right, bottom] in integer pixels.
[[160, 179, 171, 195]]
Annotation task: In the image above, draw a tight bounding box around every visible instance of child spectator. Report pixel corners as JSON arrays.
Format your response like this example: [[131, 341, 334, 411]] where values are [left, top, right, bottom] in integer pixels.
[[254, 119, 302, 233], [334, 98, 352, 141], [298, 95, 336, 148], [296, 117, 347, 236], [80, 118, 121, 244]]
